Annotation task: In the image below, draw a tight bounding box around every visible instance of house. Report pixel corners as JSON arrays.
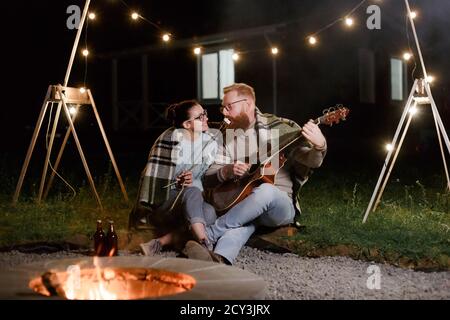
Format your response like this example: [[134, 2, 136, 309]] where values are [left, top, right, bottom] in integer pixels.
[[94, 0, 449, 164]]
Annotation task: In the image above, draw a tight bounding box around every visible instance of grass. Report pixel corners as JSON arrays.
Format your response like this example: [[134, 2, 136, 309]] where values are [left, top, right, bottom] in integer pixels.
[[0, 167, 134, 248], [0, 164, 449, 269], [292, 170, 450, 270]]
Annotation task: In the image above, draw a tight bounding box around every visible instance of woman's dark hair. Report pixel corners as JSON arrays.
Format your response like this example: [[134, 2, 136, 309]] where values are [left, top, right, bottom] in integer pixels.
[[165, 99, 199, 128]]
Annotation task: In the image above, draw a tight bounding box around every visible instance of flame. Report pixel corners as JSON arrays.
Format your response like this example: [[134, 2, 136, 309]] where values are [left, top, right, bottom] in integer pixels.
[[88, 280, 117, 300], [87, 257, 117, 300], [62, 257, 118, 300]]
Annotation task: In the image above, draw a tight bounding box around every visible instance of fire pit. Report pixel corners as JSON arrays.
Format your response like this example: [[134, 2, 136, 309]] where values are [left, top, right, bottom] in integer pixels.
[[0, 256, 266, 300]]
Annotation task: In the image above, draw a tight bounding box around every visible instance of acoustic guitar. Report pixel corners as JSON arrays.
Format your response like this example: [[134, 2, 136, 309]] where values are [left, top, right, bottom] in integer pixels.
[[205, 106, 350, 214]]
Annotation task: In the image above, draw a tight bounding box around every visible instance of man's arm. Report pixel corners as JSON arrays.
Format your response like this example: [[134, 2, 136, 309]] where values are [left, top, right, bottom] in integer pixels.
[[203, 143, 252, 189], [288, 121, 327, 182]]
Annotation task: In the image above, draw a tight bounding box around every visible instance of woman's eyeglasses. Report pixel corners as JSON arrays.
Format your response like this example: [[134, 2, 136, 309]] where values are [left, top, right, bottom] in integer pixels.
[[190, 110, 208, 121]]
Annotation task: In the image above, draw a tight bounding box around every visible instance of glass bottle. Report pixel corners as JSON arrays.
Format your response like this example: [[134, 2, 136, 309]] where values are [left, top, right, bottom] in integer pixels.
[[106, 220, 118, 256], [93, 220, 106, 256]]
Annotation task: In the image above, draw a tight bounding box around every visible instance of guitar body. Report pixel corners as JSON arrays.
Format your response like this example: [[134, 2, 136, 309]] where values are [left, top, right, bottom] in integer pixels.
[[205, 106, 349, 215], [207, 154, 286, 215]]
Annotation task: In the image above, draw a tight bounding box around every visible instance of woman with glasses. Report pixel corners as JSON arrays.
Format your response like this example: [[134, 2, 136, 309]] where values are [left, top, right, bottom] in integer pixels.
[[136, 100, 220, 259]]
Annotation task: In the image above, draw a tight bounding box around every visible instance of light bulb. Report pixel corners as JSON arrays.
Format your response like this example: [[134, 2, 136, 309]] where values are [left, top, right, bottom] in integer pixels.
[[345, 17, 354, 27], [410, 11, 417, 19], [385, 144, 394, 152], [162, 34, 170, 42], [193, 47, 201, 55], [79, 87, 86, 93], [271, 47, 279, 55], [69, 106, 78, 115], [88, 12, 96, 20], [131, 12, 139, 20], [403, 52, 412, 61], [308, 36, 317, 45], [82, 49, 89, 57], [232, 53, 239, 61]]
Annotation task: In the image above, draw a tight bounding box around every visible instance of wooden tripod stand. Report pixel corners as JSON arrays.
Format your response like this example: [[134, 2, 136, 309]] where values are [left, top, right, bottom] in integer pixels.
[[363, 0, 450, 223], [12, 85, 129, 210], [362, 78, 450, 223]]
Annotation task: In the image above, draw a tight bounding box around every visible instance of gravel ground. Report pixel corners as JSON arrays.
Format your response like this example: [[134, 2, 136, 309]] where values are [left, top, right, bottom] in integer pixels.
[[1, 247, 449, 299]]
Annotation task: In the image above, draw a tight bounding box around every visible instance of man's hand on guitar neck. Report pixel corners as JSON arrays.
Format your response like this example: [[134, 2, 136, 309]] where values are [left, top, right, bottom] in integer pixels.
[[220, 161, 251, 181], [301, 120, 327, 151]]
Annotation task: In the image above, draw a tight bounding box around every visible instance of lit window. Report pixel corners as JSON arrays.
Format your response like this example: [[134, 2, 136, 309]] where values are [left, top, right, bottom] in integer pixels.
[[200, 49, 235, 100], [391, 58, 405, 101]]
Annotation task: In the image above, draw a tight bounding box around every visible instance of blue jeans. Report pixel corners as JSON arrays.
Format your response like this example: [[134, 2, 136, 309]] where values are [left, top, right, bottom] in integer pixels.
[[154, 186, 216, 227], [206, 183, 295, 264]]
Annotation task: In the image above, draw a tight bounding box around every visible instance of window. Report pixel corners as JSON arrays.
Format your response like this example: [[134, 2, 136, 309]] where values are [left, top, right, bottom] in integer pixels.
[[390, 58, 405, 101], [201, 53, 218, 99], [200, 49, 235, 100]]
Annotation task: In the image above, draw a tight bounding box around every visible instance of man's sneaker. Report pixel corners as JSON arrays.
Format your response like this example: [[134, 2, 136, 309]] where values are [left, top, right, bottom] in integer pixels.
[[200, 238, 214, 251], [183, 240, 227, 264], [182, 240, 214, 262], [139, 239, 162, 256], [209, 251, 227, 264]]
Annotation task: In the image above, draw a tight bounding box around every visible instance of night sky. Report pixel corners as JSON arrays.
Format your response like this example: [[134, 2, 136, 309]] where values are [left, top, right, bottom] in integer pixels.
[[2, 0, 450, 180]]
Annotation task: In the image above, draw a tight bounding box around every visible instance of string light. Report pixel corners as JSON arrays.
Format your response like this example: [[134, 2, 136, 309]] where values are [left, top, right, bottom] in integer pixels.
[[385, 144, 394, 152], [232, 53, 240, 61], [308, 36, 317, 46], [193, 47, 202, 55], [88, 12, 96, 20], [345, 17, 354, 27], [82, 49, 89, 57], [162, 33, 171, 42], [304, 0, 366, 49], [403, 52, 412, 61], [131, 12, 139, 20], [409, 11, 417, 19], [271, 47, 279, 55], [426, 75, 435, 84]]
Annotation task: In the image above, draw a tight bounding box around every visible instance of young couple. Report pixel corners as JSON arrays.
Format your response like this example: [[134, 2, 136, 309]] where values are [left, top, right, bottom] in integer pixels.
[[135, 83, 327, 265]]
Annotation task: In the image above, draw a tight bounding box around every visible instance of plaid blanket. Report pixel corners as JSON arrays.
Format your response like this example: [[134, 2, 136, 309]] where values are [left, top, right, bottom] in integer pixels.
[[137, 127, 181, 206], [254, 107, 305, 156]]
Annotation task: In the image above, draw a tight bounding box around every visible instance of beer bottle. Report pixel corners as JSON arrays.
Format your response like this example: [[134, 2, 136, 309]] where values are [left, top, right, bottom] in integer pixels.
[[106, 220, 118, 256], [93, 220, 106, 256]]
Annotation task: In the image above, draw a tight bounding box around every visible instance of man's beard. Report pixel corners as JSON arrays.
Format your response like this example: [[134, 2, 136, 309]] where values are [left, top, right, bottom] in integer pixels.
[[229, 111, 251, 129]]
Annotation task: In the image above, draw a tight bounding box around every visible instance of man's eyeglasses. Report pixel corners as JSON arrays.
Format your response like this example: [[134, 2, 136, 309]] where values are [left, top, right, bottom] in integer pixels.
[[190, 110, 208, 121], [220, 99, 247, 113]]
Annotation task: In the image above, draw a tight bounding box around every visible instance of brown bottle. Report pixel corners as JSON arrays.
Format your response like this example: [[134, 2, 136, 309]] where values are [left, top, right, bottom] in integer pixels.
[[106, 220, 118, 256], [93, 220, 106, 256]]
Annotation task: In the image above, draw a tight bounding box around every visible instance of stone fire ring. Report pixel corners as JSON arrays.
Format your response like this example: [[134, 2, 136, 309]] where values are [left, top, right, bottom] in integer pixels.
[[0, 256, 266, 300]]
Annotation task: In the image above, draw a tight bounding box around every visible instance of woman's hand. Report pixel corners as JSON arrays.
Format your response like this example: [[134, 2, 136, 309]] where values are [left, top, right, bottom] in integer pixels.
[[176, 170, 193, 187]]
